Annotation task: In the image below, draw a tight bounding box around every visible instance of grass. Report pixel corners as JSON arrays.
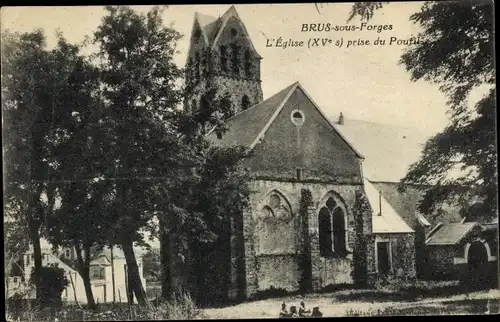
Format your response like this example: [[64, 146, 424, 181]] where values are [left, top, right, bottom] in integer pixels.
[[333, 280, 467, 302], [345, 298, 499, 316], [202, 286, 500, 319], [5, 292, 202, 321]]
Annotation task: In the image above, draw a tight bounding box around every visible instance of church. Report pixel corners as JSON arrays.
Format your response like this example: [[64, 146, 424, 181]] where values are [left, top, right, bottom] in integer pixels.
[[180, 6, 422, 303]]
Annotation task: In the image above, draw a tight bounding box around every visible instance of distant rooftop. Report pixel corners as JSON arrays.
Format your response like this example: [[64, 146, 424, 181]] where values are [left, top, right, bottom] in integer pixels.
[[334, 117, 433, 183]]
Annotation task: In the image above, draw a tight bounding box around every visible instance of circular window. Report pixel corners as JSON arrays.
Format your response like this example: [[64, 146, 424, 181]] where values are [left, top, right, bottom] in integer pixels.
[[291, 109, 305, 126], [231, 28, 238, 36]]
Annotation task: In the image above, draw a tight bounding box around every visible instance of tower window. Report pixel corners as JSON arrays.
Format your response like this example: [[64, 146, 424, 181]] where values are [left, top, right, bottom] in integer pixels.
[[191, 99, 197, 112], [231, 43, 240, 74], [231, 28, 238, 37], [194, 28, 201, 39], [291, 109, 305, 126], [194, 52, 201, 81], [241, 94, 250, 110], [244, 49, 252, 77], [220, 46, 228, 73]]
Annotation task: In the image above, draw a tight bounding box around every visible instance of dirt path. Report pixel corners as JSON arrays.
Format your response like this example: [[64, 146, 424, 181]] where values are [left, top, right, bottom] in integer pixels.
[[201, 289, 500, 319]]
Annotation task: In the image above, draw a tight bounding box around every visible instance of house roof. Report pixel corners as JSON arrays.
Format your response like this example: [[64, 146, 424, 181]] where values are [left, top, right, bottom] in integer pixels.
[[364, 178, 414, 234], [207, 81, 363, 159], [335, 119, 433, 183], [90, 256, 111, 267], [426, 222, 480, 246]]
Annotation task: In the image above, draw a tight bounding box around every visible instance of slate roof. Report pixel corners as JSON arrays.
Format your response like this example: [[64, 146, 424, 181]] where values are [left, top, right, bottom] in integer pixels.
[[196, 13, 220, 43], [207, 81, 363, 158], [189, 6, 261, 65], [426, 222, 480, 246], [364, 178, 414, 234], [334, 119, 433, 183], [370, 181, 464, 229], [207, 83, 296, 148]]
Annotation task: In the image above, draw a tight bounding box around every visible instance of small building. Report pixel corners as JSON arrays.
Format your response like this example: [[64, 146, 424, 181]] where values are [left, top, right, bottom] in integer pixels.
[[364, 179, 416, 280], [425, 222, 498, 287], [6, 240, 146, 304]]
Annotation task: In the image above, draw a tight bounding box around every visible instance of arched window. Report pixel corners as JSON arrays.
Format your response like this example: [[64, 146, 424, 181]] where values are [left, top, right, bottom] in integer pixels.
[[220, 46, 228, 73], [194, 52, 201, 79], [241, 94, 250, 110], [255, 190, 294, 255], [191, 99, 197, 112], [318, 194, 348, 257], [244, 49, 252, 77], [231, 43, 240, 74], [319, 207, 333, 257], [200, 95, 209, 113]]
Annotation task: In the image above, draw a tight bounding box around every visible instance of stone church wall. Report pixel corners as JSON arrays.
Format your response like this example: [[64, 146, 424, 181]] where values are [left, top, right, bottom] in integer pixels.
[[241, 179, 372, 298]]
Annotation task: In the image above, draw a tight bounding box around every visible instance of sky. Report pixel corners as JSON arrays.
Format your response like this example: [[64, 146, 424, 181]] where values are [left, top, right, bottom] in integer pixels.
[[2, 3, 453, 136]]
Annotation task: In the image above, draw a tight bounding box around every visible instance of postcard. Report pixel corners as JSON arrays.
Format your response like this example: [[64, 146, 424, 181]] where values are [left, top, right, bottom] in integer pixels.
[[2, 2, 498, 320]]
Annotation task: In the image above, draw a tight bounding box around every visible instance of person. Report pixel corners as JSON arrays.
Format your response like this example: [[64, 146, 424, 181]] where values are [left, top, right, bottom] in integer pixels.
[[298, 301, 311, 317], [311, 307, 323, 318], [289, 306, 299, 318], [279, 302, 289, 318]]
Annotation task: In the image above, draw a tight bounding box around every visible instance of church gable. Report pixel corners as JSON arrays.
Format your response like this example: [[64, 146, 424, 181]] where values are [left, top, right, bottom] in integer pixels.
[[211, 6, 261, 58], [247, 84, 363, 183], [186, 16, 210, 65]]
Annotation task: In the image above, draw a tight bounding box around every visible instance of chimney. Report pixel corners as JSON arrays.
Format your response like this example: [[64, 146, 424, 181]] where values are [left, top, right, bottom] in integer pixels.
[[338, 112, 344, 125], [378, 190, 382, 216]]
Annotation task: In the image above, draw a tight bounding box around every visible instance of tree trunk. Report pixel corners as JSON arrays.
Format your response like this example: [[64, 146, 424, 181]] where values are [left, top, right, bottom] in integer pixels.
[[28, 221, 43, 304], [159, 215, 172, 300], [75, 242, 96, 310], [122, 240, 149, 307]]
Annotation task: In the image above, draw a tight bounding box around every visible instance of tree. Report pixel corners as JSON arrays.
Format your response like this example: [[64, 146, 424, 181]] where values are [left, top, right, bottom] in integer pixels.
[[37, 34, 104, 310], [93, 5, 187, 306], [346, 1, 496, 221], [2, 29, 62, 303], [185, 145, 251, 305], [142, 248, 161, 283]]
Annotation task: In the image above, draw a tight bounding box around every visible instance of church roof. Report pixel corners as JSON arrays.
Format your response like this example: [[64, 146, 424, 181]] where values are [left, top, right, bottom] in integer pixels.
[[334, 119, 432, 183], [364, 178, 415, 234], [426, 222, 480, 245], [206, 81, 363, 159]]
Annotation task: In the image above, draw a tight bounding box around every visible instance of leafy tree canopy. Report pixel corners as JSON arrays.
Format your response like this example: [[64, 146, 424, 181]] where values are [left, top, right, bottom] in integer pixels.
[[346, 1, 496, 221]]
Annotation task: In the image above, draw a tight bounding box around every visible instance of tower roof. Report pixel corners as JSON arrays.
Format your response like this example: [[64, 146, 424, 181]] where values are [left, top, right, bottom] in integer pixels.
[[188, 6, 261, 65]]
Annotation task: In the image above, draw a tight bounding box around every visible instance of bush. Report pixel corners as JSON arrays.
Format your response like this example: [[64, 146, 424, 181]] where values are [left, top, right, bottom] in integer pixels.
[[253, 286, 296, 301], [5, 296, 41, 322], [29, 264, 69, 307], [147, 292, 201, 320], [334, 279, 465, 302]]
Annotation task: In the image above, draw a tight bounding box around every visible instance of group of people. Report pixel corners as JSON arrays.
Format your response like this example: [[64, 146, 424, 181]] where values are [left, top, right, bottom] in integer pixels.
[[279, 301, 323, 318]]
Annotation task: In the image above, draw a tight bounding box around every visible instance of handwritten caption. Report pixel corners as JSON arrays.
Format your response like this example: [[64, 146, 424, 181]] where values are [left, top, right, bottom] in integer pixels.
[[265, 23, 420, 49]]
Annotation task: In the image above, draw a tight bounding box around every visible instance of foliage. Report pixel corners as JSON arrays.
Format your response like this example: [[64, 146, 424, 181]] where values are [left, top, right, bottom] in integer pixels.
[[185, 145, 251, 305], [347, 1, 496, 222], [142, 248, 161, 282], [298, 189, 313, 293], [352, 189, 370, 288], [29, 264, 69, 307], [346, 2, 387, 22], [2, 29, 66, 301], [92, 5, 188, 305]]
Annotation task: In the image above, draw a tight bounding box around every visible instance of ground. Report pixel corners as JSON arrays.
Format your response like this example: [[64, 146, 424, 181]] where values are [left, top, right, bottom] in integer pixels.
[[201, 289, 500, 318]]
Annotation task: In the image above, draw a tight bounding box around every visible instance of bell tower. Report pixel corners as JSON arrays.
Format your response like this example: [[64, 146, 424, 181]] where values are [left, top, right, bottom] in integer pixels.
[[185, 6, 264, 116]]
